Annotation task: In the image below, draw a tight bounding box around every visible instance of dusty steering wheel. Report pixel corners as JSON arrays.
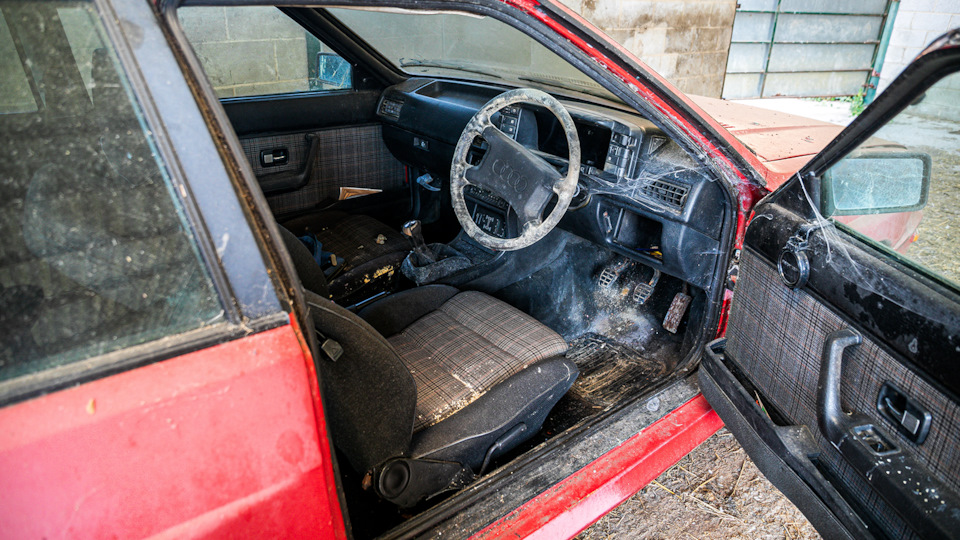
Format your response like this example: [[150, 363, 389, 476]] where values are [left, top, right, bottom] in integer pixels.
[[450, 88, 580, 251]]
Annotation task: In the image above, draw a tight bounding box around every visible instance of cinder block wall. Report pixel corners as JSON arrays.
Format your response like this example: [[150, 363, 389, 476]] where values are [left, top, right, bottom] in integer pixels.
[[877, 0, 960, 121], [559, 0, 738, 97], [179, 7, 317, 98], [878, 0, 960, 94]]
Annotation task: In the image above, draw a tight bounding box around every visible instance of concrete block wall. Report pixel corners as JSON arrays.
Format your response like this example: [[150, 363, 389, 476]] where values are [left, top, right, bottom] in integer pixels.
[[179, 7, 319, 98], [876, 0, 960, 121], [559, 0, 738, 97], [878, 0, 960, 94]]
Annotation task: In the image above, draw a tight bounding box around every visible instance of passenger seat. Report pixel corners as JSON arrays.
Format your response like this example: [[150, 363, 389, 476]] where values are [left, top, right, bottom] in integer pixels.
[[281, 211, 408, 306]]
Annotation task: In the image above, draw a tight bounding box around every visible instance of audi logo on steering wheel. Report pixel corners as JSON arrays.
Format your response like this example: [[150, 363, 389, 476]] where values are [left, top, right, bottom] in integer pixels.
[[492, 159, 528, 193]]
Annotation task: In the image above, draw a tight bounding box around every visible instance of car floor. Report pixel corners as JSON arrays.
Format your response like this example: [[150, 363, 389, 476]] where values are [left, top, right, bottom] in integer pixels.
[[493, 234, 691, 441]]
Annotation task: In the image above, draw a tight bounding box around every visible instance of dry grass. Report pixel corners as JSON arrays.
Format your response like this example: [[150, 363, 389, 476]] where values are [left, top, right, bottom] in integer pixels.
[[578, 428, 822, 539]]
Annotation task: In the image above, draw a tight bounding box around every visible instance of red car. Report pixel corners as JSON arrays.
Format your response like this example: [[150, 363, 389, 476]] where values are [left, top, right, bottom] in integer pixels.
[[1, 1, 955, 539], [693, 96, 926, 253]]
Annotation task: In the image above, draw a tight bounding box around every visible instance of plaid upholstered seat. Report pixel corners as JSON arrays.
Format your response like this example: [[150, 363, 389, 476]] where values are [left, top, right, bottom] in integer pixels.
[[282, 211, 408, 305], [387, 291, 569, 431], [307, 284, 577, 506]]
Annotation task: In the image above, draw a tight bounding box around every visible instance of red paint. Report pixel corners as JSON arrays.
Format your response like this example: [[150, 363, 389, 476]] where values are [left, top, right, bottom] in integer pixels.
[[0, 324, 345, 540], [287, 313, 349, 537], [716, 289, 734, 338], [472, 394, 723, 540], [837, 211, 923, 253]]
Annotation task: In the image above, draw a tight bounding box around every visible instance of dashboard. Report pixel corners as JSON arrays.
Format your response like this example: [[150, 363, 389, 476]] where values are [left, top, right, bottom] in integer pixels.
[[377, 78, 727, 290]]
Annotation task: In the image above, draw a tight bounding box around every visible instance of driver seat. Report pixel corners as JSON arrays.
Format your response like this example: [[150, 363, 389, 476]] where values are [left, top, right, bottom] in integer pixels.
[[279, 227, 578, 506]]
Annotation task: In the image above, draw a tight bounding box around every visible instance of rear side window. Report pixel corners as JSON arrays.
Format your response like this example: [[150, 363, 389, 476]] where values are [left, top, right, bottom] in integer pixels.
[[178, 6, 352, 98], [0, 2, 223, 383]]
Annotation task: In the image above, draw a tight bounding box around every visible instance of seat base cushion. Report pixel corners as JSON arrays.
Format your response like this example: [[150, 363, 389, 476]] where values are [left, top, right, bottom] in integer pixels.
[[410, 356, 579, 470], [387, 291, 569, 431], [282, 211, 408, 304]]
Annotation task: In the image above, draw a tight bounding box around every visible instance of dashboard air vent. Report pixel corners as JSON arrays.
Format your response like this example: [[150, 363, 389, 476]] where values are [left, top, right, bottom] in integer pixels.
[[378, 98, 404, 118], [639, 179, 689, 210]]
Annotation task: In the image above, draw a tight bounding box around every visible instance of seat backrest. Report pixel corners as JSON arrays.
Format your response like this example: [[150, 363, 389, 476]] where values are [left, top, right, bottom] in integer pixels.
[[303, 289, 417, 473], [277, 225, 330, 298]]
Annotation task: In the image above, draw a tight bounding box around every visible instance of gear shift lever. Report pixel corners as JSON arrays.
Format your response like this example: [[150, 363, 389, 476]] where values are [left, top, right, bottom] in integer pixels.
[[402, 219, 436, 264]]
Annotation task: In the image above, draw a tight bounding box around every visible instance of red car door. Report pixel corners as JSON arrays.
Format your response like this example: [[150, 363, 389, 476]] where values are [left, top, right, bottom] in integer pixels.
[[0, 1, 343, 537]]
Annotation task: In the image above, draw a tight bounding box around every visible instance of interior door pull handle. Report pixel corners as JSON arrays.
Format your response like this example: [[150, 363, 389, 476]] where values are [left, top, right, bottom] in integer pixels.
[[816, 333, 955, 540], [817, 328, 862, 446]]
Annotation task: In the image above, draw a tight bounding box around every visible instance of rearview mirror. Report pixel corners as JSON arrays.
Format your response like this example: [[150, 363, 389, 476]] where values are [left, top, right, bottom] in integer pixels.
[[821, 150, 931, 216]]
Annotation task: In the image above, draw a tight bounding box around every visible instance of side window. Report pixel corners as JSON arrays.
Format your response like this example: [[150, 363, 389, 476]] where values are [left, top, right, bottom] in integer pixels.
[[0, 3, 223, 382], [178, 6, 352, 98], [821, 71, 960, 288]]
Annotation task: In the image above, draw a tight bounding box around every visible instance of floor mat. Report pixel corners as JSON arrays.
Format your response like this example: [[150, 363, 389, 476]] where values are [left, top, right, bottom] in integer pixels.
[[565, 333, 668, 409]]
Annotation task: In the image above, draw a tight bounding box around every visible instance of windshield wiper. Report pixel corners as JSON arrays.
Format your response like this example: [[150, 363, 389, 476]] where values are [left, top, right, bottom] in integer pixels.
[[517, 75, 611, 100], [399, 59, 503, 80]]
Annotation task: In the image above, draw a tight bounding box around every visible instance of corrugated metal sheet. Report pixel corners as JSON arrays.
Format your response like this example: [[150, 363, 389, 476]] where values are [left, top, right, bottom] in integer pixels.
[[722, 0, 892, 99]]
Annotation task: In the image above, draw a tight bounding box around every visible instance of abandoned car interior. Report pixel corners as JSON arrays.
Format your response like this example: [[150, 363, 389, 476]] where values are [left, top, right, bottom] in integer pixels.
[[0, 1, 737, 537], [170, 5, 736, 535], [8, 0, 960, 537]]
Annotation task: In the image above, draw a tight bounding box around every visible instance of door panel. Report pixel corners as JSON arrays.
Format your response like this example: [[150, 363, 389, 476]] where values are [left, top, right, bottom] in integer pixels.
[[705, 35, 960, 540], [725, 247, 960, 538], [0, 325, 342, 539], [241, 124, 407, 217], [178, 4, 410, 221]]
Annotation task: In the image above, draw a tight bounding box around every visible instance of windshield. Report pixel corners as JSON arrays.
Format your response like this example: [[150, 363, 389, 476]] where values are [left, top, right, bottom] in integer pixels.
[[326, 7, 619, 102]]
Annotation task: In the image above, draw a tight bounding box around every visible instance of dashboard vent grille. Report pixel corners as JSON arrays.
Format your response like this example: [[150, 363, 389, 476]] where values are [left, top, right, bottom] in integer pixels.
[[639, 179, 689, 210], [378, 98, 404, 118]]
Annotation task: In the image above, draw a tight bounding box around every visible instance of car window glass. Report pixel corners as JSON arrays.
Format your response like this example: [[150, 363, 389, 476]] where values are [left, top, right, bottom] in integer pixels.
[[0, 13, 37, 113], [326, 7, 619, 103], [178, 6, 352, 98], [0, 2, 223, 384], [821, 72, 960, 288]]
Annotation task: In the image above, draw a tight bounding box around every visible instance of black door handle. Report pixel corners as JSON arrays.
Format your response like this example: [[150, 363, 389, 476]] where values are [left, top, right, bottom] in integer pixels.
[[817, 328, 863, 446], [255, 133, 320, 195], [882, 396, 903, 418], [815, 330, 958, 539], [877, 381, 932, 444]]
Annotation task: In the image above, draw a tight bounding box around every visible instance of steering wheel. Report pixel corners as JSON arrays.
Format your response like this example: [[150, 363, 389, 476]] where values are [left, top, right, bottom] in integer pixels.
[[450, 88, 580, 251]]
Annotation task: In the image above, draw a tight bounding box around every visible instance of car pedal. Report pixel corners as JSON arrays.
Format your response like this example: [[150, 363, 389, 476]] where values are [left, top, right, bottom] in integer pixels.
[[632, 269, 661, 304], [663, 287, 692, 334], [598, 268, 617, 288], [598, 261, 629, 289]]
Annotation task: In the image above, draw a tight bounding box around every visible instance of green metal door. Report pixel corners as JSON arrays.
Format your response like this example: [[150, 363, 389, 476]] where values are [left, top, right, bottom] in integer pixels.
[[722, 0, 893, 99]]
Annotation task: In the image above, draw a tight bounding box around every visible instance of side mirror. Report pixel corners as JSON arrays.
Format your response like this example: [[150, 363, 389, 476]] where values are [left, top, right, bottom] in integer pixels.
[[821, 150, 931, 216], [314, 53, 352, 90]]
